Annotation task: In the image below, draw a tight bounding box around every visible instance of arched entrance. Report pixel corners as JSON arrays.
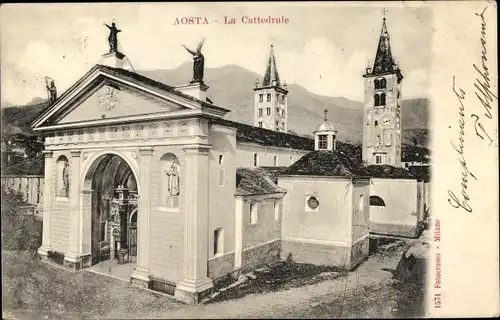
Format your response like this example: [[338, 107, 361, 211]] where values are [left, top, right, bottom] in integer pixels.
[[83, 154, 138, 266]]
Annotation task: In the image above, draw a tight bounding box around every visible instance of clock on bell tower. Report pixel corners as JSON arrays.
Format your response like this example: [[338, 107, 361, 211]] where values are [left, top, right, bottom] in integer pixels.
[[362, 12, 403, 166]]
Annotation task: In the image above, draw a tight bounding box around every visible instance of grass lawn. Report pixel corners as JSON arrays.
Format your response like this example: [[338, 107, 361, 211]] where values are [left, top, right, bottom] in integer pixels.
[[2, 251, 184, 319]]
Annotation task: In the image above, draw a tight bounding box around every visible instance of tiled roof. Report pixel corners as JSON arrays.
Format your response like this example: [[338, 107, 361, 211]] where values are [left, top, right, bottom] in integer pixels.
[[279, 150, 370, 178], [255, 166, 290, 184], [365, 165, 416, 179], [407, 165, 431, 182], [212, 118, 315, 151], [235, 167, 286, 196]]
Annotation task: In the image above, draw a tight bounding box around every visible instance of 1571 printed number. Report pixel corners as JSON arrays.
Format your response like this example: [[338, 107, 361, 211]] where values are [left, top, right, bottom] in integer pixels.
[[434, 293, 442, 308]]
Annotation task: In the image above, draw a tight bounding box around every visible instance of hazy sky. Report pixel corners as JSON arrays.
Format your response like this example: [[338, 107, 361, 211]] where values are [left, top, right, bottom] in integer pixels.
[[1, 2, 432, 105]]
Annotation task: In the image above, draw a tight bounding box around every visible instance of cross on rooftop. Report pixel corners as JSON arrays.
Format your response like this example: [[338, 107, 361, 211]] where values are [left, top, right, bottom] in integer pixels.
[[382, 8, 388, 20], [324, 109, 328, 121]]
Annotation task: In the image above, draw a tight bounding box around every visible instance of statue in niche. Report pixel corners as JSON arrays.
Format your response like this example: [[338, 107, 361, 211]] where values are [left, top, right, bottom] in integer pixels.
[[165, 162, 180, 196], [61, 161, 69, 197], [182, 38, 205, 84]]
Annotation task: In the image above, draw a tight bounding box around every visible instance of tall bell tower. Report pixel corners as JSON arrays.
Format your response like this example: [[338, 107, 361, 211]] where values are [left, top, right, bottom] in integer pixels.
[[362, 11, 404, 166], [254, 45, 289, 132]]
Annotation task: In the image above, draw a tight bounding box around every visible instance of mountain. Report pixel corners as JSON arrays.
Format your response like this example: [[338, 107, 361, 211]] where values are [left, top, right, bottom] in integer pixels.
[[1, 63, 429, 146], [139, 64, 429, 145]]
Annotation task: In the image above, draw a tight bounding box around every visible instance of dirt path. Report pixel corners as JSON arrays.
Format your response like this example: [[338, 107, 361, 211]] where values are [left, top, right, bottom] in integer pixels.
[[128, 237, 418, 319]]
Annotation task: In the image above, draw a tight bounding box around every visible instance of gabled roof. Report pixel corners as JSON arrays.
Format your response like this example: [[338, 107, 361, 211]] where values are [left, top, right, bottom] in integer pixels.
[[280, 150, 370, 178], [262, 45, 281, 87], [212, 118, 314, 151], [365, 165, 416, 179], [31, 64, 229, 129], [235, 167, 286, 196]]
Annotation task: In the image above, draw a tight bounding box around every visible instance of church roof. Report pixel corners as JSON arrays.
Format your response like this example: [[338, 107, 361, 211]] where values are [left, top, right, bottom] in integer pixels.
[[367, 17, 403, 80], [262, 45, 281, 87], [365, 165, 416, 179], [212, 118, 315, 151], [235, 167, 286, 196], [280, 150, 370, 178]]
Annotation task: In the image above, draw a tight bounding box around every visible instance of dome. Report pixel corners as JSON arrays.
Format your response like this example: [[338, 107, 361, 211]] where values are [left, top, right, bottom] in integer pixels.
[[314, 120, 337, 133]]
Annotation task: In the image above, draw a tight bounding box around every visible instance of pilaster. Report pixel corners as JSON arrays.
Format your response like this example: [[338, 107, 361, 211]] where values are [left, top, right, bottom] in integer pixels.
[[174, 144, 213, 304], [38, 151, 53, 259], [131, 147, 153, 287], [64, 150, 83, 269]]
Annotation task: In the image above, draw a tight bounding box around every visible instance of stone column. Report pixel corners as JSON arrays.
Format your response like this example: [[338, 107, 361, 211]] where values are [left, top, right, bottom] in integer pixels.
[[131, 147, 153, 287], [38, 151, 53, 259], [175, 145, 213, 304], [64, 150, 82, 270]]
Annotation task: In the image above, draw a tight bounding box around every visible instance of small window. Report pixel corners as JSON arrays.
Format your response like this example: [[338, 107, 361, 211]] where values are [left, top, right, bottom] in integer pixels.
[[374, 94, 380, 106], [258, 121, 263, 128], [289, 155, 293, 164], [276, 93, 279, 102], [375, 155, 382, 164], [273, 156, 278, 166], [276, 107, 280, 114], [258, 108, 263, 117], [359, 194, 364, 212], [374, 120, 378, 127], [218, 154, 224, 165], [274, 201, 280, 220], [214, 228, 224, 256], [267, 93, 271, 102], [259, 94, 263, 103], [370, 196, 386, 207], [250, 203, 258, 224], [253, 153, 258, 166], [306, 196, 320, 211], [380, 93, 386, 105], [276, 120, 279, 127], [267, 107, 271, 116], [281, 95, 286, 104], [318, 134, 328, 150]]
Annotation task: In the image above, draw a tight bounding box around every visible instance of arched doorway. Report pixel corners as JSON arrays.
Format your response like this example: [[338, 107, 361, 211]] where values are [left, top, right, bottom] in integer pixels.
[[83, 154, 138, 266]]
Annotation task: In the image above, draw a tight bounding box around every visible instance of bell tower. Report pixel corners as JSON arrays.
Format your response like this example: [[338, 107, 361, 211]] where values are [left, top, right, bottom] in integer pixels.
[[362, 11, 403, 166], [254, 45, 289, 132]]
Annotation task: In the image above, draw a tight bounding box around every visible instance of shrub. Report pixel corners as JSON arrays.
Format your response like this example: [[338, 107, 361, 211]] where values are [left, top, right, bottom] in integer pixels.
[[1, 188, 42, 254]]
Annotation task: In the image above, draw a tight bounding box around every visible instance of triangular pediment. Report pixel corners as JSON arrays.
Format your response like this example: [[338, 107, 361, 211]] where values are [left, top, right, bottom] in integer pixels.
[[31, 65, 227, 131]]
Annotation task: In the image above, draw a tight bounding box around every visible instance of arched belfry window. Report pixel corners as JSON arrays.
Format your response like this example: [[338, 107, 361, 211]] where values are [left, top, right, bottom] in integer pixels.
[[370, 195, 386, 207], [56, 155, 69, 197], [374, 78, 387, 89], [160, 153, 180, 208], [374, 93, 386, 107]]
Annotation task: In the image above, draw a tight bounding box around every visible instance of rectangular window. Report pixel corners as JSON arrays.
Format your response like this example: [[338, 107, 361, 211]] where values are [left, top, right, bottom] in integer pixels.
[[276, 121, 279, 127], [250, 203, 258, 224], [259, 94, 263, 103], [281, 95, 286, 104], [253, 153, 258, 166], [273, 156, 278, 166], [274, 201, 280, 220], [258, 121, 263, 128], [374, 120, 378, 126], [218, 154, 224, 165], [214, 228, 224, 256], [318, 134, 328, 149], [267, 93, 271, 102], [276, 93, 279, 102], [375, 155, 382, 164], [266, 107, 271, 116], [276, 107, 280, 114], [258, 108, 263, 117]]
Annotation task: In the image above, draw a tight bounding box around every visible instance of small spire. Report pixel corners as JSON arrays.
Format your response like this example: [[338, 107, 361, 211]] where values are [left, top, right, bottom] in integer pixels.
[[371, 9, 396, 74], [324, 108, 328, 121], [262, 44, 281, 87]]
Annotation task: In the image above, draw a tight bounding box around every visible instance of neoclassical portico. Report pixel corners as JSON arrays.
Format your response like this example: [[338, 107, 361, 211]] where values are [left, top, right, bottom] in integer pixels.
[[32, 54, 230, 303]]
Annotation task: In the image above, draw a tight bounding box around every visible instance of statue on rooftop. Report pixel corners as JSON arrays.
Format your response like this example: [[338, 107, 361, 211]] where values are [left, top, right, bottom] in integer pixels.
[[182, 38, 205, 84], [104, 22, 122, 53], [45, 77, 57, 105]]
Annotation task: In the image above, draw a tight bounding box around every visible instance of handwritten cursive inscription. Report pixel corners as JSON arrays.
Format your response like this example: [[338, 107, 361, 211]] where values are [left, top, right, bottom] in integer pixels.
[[447, 77, 477, 213], [471, 7, 496, 146]]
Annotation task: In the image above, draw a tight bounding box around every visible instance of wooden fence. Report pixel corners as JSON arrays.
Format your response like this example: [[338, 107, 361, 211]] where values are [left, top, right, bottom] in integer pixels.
[[1, 175, 44, 206]]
